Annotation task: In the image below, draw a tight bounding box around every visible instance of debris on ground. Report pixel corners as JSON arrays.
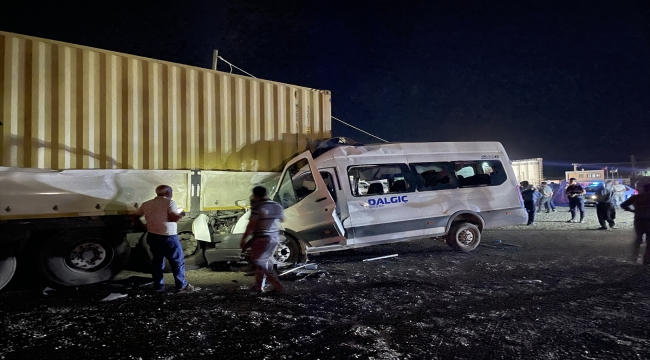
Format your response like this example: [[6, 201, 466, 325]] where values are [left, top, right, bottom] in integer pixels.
[[518, 279, 543, 284], [362, 254, 399, 262], [101, 293, 128, 301], [42, 287, 56, 296], [106, 276, 154, 289], [279, 263, 311, 276]]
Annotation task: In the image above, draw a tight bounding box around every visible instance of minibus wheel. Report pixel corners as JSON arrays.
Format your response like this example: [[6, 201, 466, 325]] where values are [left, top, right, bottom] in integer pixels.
[[446, 223, 481, 251], [274, 234, 305, 268]]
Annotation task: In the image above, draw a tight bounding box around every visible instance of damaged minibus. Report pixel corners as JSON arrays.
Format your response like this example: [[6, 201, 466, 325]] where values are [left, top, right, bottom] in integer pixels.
[[204, 142, 528, 266]]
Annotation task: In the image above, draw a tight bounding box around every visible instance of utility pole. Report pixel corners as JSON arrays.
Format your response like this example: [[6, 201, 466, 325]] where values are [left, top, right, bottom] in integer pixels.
[[572, 163, 580, 172], [212, 50, 219, 71], [631, 154, 636, 180]]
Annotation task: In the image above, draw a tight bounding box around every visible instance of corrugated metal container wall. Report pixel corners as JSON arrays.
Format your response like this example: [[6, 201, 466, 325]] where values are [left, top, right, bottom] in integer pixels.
[[0, 31, 331, 172], [511, 158, 544, 186]]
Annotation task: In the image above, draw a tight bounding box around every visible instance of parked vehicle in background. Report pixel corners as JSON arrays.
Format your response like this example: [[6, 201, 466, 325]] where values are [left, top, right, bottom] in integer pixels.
[[583, 182, 637, 206], [0, 31, 332, 291]]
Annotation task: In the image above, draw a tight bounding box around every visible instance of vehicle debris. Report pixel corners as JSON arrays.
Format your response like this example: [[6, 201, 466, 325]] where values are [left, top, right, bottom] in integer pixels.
[[42, 287, 56, 296], [279, 263, 311, 276], [518, 280, 543, 284], [106, 276, 154, 289], [362, 254, 398, 262], [101, 293, 128, 301]]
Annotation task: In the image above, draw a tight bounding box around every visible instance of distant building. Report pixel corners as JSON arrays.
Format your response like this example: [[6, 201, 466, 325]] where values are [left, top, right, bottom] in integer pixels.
[[565, 170, 604, 182], [632, 169, 650, 177]]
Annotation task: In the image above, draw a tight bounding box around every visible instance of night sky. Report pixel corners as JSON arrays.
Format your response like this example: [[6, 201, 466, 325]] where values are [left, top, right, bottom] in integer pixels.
[[2, 0, 649, 177]]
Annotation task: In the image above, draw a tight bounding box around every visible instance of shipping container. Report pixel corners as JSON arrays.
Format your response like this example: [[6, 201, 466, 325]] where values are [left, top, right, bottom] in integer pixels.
[[0, 31, 331, 172], [511, 158, 543, 186], [0, 31, 334, 291]]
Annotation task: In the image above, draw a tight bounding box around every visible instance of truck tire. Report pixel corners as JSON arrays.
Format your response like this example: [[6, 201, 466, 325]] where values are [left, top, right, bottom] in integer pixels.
[[446, 222, 481, 252], [274, 234, 305, 268], [140, 231, 205, 271], [39, 228, 130, 287], [0, 242, 17, 291]]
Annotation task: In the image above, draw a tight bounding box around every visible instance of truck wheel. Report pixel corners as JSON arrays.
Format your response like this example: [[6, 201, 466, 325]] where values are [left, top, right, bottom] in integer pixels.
[[39, 228, 130, 286], [274, 235, 305, 268], [0, 242, 17, 291], [141, 231, 205, 271], [446, 222, 481, 252]]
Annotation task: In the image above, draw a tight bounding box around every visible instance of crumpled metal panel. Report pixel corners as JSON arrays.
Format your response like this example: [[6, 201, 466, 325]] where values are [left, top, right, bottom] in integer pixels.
[[0, 31, 331, 171], [200, 170, 280, 210], [0, 166, 190, 219]]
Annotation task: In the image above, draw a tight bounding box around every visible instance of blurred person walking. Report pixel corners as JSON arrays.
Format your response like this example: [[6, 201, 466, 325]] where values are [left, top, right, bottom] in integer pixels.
[[132, 185, 197, 293], [595, 180, 616, 230], [612, 180, 626, 209], [537, 181, 554, 213], [565, 178, 586, 223], [621, 182, 650, 264], [240, 186, 285, 293], [521, 181, 541, 226]]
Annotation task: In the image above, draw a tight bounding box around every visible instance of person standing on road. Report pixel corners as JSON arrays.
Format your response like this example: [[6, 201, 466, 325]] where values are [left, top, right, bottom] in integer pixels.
[[521, 181, 541, 226], [595, 180, 616, 230], [621, 182, 650, 264], [548, 182, 558, 212], [612, 180, 626, 209], [132, 185, 197, 294], [240, 186, 285, 293], [537, 181, 554, 213], [566, 178, 586, 223]]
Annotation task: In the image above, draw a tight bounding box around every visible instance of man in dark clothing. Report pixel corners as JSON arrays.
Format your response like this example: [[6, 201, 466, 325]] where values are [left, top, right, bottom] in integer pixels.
[[521, 181, 541, 226], [595, 180, 616, 230], [565, 178, 586, 223], [621, 182, 650, 264]]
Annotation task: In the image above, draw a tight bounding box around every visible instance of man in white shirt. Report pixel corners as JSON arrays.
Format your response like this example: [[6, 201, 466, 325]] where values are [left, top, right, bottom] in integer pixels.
[[612, 180, 626, 209], [132, 185, 196, 293]]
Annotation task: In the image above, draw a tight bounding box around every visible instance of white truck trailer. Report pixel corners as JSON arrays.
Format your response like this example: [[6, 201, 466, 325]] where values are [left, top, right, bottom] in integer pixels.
[[0, 31, 331, 290], [511, 158, 543, 186]]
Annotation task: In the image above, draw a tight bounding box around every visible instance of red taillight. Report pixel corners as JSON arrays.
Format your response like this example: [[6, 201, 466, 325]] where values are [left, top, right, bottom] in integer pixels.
[[634, 190, 639, 195]]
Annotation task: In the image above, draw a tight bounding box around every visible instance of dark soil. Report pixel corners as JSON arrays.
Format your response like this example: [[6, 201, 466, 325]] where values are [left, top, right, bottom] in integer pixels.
[[2, 210, 650, 359]]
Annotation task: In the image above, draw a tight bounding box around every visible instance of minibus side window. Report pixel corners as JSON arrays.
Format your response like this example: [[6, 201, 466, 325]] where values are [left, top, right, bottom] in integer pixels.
[[274, 159, 316, 208], [410, 162, 458, 191], [482, 160, 507, 185], [347, 164, 416, 197], [320, 171, 337, 203], [454, 160, 507, 187]]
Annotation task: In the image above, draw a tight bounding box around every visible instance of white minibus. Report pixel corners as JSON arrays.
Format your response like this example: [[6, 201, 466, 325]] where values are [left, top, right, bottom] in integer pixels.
[[206, 142, 528, 265]]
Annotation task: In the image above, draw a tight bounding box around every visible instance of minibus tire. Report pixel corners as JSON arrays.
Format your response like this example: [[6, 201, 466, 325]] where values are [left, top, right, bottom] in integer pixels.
[[446, 223, 481, 251], [0, 242, 17, 291], [274, 235, 304, 268]]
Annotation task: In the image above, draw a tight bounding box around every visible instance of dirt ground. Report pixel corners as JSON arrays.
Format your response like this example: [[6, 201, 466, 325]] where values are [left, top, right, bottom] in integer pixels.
[[2, 207, 650, 360]]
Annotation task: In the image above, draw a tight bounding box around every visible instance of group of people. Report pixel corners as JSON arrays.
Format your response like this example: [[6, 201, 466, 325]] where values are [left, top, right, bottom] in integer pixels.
[[521, 178, 650, 265], [520, 181, 556, 226], [520, 178, 628, 227], [132, 185, 285, 294], [563, 178, 628, 228]]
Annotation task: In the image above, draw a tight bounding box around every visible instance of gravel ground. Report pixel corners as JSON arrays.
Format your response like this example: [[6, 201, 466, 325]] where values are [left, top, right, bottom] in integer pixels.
[[1, 205, 649, 360]]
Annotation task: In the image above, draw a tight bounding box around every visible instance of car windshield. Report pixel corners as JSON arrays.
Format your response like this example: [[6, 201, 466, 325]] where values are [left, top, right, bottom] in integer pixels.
[[585, 186, 600, 192]]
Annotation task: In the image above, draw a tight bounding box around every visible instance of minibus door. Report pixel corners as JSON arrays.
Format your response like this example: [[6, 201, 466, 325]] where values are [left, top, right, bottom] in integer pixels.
[[272, 151, 346, 247]]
